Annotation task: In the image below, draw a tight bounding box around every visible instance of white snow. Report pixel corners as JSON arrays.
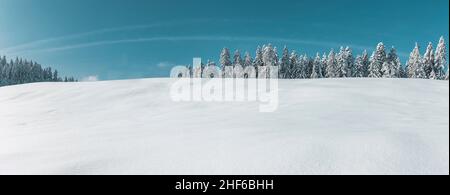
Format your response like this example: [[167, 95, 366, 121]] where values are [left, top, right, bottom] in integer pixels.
[[0, 78, 448, 175]]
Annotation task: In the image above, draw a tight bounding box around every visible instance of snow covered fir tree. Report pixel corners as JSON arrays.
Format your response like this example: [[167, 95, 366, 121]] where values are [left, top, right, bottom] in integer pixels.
[[0, 56, 77, 87], [193, 36, 449, 80]]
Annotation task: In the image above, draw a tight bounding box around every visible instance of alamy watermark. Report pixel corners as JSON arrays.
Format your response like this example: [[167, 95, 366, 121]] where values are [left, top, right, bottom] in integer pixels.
[[170, 58, 279, 112]]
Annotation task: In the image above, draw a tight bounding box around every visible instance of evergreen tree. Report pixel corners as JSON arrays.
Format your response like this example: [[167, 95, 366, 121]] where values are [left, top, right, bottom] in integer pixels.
[[311, 53, 323, 79], [220, 48, 232, 67], [220, 48, 232, 78], [368, 43, 387, 78], [336, 47, 346, 77], [360, 50, 370, 77], [262, 44, 277, 67], [262, 44, 278, 78], [408, 43, 426, 79], [352, 50, 370, 78], [273, 47, 279, 66], [326, 49, 337, 78], [254, 46, 264, 67], [233, 50, 243, 67], [407, 43, 418, 78], [220, 48, 231, 77], [243, 52, 253, 78], [434, 36, 447, 80], [343, 47, 354, 77], [289, 51, 300, 79], [321, 53, 328, 78], [0, 56, 7, 85], [279, 46, 290, 79], [334, 47, 354, 77], [299, 55, 310, 79], [354, 55, 365, 78], [253, 46, 264, 78], [423, 42, 435, 79], [384, 47, 402, 78], [53, 70, 59, 81], [243, 52, 253, 68]]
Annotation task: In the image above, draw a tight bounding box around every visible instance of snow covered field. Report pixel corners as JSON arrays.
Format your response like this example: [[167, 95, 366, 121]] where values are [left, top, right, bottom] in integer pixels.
[[0, 78, 448, 175]]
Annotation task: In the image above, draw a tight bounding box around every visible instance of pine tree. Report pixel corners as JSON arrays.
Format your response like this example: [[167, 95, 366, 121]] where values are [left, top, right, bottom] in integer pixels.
[[321, 53, 328, 78], [273, 47, 279, 66], [311, 53, 323, 79], [326, 49, 337, 78], [343, 47, 354, 77], [254, 46, 264, 67], [407, 43, 418, 78], [243, 51, 253, 68], [334, 46, 354, 78], [44, 67, 52, 81], [0, 56, 7, 85], [423, 42, 435, 79], [262, 44, 277, 67], [53, 70, 59, 81], [299, 55, 310, 79], [279, 46, 290, 79], [408, 43, 426, 79], [336, 47, 346, 77], [384, 47, 402, 78], [220, 48, 232, 78], [262, 44, 279, 78], [220, 48, 232, 67], [353, 50, 370, 78], [233, 50, 243, 67], [220, 48, 231, 77], [368, 43, 387, 78], [289, 51, 300, 79], [243, 52, 253, 78], [354, 55, 365, 78], [253, 46, 264, 78], [361, 50, 370, 77], [434, 36, 447, 80]]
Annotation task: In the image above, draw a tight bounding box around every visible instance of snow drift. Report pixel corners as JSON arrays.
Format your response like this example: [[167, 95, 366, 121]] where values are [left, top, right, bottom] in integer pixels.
[[0, 78, 448, 175]]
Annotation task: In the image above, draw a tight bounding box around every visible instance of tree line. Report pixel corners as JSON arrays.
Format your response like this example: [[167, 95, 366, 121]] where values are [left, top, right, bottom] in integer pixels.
[[0, 56, 77, 87], [200, 36, 448, 80]]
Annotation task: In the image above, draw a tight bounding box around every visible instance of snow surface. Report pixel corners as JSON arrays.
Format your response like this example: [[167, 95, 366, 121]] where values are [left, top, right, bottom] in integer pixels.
[[0, 78, 448, 175]]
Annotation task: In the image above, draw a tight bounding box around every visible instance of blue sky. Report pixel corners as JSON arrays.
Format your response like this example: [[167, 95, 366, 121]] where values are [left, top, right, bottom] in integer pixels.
[[0, 0, 448, 80]]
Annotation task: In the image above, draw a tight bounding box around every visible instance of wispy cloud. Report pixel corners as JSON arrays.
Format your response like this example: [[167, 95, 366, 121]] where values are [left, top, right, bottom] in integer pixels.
[[0, 18, 379, 57], [0, 25, 155, 54], [0, 19, 214, 55], [10, 35, 373, 55], [2, 19, 295, 56]]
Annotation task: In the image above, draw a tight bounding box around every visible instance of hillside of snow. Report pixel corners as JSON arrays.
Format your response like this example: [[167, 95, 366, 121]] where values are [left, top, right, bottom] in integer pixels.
[[0, 78, 448, 175]]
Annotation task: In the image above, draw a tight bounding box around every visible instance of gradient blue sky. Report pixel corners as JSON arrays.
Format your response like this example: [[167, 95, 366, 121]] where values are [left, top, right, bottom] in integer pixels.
[[0, 0, 448, 80]]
